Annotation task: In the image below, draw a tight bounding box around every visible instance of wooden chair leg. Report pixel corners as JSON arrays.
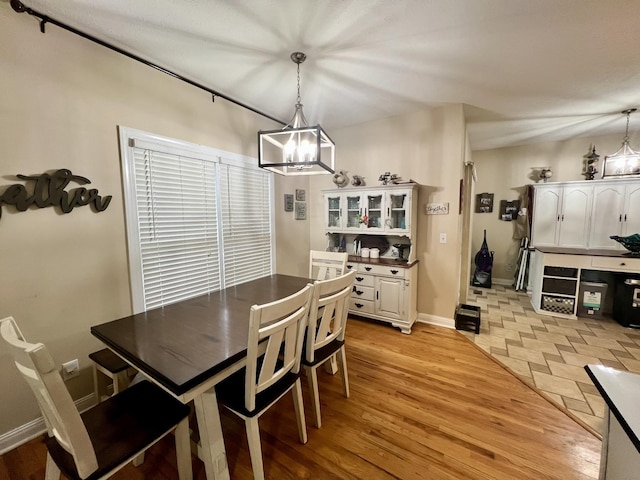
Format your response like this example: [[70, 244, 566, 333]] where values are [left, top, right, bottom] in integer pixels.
[[245, 417, 265, 480], [174, 417, 193, 480], [323, 354, 338, 375], [292, 379, 307, 443], [306, 365, 322, 428], [45, 452, 61, 480], [92, 364, 101, 404], [132, 453, 145, 467], [338, 347, 350, 398]]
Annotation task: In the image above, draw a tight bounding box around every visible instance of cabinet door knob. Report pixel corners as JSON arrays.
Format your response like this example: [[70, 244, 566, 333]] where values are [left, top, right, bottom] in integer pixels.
[[620, 214, 623, 222], [391, 269, 398, 274], [365, 267, 372, 271], [621, 262, 626, 266]]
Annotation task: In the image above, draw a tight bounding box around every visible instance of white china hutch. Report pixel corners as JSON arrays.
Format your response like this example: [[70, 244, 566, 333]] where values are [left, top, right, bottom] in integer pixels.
[[322, 183, 419, 333]]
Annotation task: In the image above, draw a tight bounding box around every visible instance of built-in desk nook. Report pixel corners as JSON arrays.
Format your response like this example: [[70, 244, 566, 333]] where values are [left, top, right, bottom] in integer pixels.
[[530, 247, 640, 326]]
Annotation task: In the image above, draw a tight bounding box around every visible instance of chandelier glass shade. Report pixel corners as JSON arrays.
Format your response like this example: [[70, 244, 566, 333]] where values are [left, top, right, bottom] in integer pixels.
[[258, 52, 335, 175], [603, 108, 640, 178]]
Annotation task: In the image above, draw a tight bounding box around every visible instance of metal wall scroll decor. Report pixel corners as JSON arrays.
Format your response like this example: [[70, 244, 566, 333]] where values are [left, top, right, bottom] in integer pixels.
[[0, 169, 112, 220]]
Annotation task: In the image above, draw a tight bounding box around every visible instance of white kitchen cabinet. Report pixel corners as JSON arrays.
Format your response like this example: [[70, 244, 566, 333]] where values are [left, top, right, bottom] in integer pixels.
[[347, 260, 417, 333], [323, 184, 416, 237], [590, 181, 640, 249], [531, 183, 592, 248]]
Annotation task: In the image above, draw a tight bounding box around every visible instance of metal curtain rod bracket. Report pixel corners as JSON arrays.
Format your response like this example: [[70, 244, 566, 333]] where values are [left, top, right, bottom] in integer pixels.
[[9, 0, 286, 126]]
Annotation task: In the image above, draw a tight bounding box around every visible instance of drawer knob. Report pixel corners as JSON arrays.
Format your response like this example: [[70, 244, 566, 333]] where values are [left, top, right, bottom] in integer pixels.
[[355, 276, 364, 281], [621, 262, 626, 266], [354, 303, 364, 308], [391, 269, 399, 274], [365, 267, 372, 271], [347, 265, 353, 270], [355, 289, 364, 295]]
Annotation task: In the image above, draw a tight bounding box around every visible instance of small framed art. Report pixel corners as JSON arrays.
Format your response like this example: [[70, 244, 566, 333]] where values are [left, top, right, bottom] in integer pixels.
[[284, 194, 294, 212], [294, 202, 307, 220], [295, 189, 306, 201]]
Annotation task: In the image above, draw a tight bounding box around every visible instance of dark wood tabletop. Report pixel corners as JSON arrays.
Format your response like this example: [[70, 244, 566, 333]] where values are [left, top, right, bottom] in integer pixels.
[[91, 274, 312, 396]]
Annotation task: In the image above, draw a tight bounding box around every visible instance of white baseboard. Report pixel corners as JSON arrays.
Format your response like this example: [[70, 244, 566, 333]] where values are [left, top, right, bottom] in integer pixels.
[[416, 313, 455, 329], [491, 277, 513, 286], [0, 393, 95, 455]]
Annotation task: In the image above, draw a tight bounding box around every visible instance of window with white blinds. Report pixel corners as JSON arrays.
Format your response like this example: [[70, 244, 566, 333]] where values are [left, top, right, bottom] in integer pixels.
[[119, 127, 274, 313]]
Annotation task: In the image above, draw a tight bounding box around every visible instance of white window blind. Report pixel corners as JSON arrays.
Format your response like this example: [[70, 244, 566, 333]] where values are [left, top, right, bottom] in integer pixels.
[[133, 148, 221, 310], [120, 127, 274, 313], [219, 162, 273, 286]]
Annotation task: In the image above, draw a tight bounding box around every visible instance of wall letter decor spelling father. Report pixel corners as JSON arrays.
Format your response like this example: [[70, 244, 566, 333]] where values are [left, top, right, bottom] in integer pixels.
[[0, 169, 112, 220]]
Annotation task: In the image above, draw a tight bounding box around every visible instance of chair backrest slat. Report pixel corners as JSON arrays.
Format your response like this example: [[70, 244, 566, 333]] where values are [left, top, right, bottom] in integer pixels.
[[306, 271, 356, 362], [1, 317, 99, 479], [309, 251, 348, 280], [245, 285, 313, 411]]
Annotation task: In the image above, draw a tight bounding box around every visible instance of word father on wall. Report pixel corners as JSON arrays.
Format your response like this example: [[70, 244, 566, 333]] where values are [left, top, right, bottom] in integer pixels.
[[0, 169, 112, 220]]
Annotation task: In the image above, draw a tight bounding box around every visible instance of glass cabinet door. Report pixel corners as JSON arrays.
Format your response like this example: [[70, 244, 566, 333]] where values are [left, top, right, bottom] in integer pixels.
[[387, 191, 410, 232], [325, 194, 342, 230], [365, 193, 384, 230], [344, 193, 363, 230]]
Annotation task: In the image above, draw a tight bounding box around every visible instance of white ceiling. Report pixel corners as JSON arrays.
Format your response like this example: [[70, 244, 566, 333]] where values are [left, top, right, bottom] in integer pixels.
[[10, 0, 640, 150]]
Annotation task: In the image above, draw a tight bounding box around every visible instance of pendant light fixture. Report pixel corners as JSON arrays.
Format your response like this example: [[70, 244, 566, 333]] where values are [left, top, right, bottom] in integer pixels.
[[258, 52, 335, 175], [603, 108, 640, 177]]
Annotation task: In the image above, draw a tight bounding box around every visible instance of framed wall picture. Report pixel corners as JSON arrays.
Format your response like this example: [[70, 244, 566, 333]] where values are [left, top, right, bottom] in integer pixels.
[[475, 192, 494, 213], [294, 202, 307, 220], [284, 194, 294, 212], [499, 200, 520, 221], [295, 189, 306, 201]]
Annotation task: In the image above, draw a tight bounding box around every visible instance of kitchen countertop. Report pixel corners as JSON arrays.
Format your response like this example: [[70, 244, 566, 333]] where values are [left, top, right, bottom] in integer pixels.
[[585, 365, 640, 454], [347, 255, 419, 268], [536, 246, 638, 258]]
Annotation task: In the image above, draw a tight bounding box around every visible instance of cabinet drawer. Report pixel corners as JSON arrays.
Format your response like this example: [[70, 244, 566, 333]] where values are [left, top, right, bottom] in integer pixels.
[[353, 273, 374, 287], [591, 256, 640, 272], [351, 285, 374, 301], [358, 264, 406, 278], [542, 277, 577, 296], [350, 298, 374, 314]]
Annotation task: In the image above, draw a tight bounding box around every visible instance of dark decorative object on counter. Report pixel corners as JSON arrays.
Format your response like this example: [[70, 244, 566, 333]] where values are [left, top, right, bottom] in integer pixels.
[[610, 234, 640, 255], [583, 145, 600, 180]]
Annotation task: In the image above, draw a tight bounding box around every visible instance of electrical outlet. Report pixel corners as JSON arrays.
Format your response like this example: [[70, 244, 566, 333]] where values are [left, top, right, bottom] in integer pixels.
[[506, 263, 514, 272], [439, 233, 447, 244], [61, 359, 80, 380]]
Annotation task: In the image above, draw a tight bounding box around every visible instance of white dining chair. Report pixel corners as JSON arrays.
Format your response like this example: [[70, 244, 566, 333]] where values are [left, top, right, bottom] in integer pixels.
[[215, 284, 313, 480], [1, 316, 193, 480], [303, 270, 356, 428], [309, 250, 348, 280]]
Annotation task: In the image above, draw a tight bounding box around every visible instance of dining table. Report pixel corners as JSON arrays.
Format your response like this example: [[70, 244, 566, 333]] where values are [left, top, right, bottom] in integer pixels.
[[91, 273, 313, 480]]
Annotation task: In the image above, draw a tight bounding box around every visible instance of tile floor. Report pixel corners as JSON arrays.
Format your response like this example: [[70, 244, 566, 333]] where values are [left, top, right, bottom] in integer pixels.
[[462, 285, 640, 435]]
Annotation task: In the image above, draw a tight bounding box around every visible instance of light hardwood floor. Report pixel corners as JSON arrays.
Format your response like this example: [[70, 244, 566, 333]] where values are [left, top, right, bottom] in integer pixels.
[[0, 318, 601, 480]]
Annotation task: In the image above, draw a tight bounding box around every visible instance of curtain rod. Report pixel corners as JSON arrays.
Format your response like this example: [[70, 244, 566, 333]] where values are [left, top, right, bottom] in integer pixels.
[[10, 0, 287, 127]]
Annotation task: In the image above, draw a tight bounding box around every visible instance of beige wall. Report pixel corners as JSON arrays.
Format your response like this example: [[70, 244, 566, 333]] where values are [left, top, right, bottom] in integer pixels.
[[309, 105, 467, 319], [471, 132, 639, 282], [0, 7, 309, 436]]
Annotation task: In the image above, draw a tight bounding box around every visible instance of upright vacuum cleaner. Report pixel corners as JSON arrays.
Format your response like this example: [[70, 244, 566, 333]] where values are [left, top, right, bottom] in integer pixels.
[[472, 229, 494, 288]]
